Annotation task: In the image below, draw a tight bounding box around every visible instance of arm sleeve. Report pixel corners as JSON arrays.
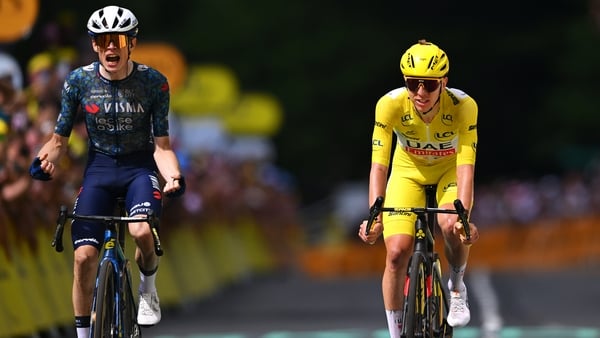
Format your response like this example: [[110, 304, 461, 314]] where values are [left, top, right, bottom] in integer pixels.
[[456, 97, 478, 166], [54, 74, 79, 137], [151, 71, 171, 137], [371, 95, 394, 167]]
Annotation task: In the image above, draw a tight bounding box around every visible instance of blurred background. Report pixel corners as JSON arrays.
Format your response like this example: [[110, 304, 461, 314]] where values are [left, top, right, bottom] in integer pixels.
[[1, 0, 600, 337]]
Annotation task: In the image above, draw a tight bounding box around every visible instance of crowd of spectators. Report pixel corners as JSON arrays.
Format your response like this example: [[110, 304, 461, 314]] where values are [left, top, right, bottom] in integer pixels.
[[471, 168, 600, 229], [0, 22, 303, 272]]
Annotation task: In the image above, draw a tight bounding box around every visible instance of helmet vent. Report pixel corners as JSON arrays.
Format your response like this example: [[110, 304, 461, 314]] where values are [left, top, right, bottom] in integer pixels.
[[120, 19, 131, 29], [439, 53, 447, 72], [427, 57, 435, 70]]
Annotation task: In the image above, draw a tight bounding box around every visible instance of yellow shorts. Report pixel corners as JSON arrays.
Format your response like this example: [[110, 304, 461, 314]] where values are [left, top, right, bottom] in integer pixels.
[[382, 160, 457, 238]]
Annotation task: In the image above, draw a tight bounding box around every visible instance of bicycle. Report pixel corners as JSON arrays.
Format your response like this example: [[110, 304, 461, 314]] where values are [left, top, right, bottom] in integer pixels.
[[365, 184, 470, 338], [51, 197, 164, 338]]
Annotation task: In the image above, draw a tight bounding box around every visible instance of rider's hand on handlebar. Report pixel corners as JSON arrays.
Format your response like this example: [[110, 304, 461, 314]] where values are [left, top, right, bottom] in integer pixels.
[[453, 221, 479, 245], [164, 175, 186, 198], [358, 219, 382, 245]]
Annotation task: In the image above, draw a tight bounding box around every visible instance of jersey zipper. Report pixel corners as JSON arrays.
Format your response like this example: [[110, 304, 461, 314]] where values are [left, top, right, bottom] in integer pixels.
[[425, 124, 433, 165]]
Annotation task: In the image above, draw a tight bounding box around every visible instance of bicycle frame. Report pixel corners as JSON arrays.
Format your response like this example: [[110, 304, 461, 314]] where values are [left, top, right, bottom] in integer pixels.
[[92, 212, 139, 337], [365, 185, 470, 338], [51, 199, 163, 338]]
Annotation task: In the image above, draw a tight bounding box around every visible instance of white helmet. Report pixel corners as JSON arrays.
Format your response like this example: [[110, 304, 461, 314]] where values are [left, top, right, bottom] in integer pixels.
[[87, 5, 138, 37]]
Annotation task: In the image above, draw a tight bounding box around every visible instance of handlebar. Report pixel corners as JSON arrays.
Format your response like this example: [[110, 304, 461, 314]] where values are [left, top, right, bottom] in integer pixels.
[[453, 199, 471, 240], [52, 205, 68, 252], [51, 206, 164, 256], [365, 196, 384, 236], [365, 196, 471, 240]]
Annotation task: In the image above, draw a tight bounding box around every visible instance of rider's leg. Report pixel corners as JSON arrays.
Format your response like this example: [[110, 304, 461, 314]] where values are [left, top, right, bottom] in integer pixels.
[[130, 219, 159, 290], [382, 233, 414, 337], [72, 245, 100, 338], [439, 207, 471, 327], [438, 211, 469, 289], [71, 181, 112, 338], [126, 171, 162, 292], [126, 171, 163, 325], [381, 175, 426, 336], [436, 170, 472, 327], [436, 171, 470, 291]]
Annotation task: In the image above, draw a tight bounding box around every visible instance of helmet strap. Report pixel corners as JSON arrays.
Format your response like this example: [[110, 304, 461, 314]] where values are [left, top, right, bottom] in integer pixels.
[[417, 89, 441, 116]]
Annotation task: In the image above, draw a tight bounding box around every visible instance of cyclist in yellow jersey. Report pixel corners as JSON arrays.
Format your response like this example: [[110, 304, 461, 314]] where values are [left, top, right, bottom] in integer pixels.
[[357, 39, 480, 336]]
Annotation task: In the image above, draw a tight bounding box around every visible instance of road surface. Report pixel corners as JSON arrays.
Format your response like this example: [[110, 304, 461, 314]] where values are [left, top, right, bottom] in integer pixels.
[[140, 267, 600, 338]]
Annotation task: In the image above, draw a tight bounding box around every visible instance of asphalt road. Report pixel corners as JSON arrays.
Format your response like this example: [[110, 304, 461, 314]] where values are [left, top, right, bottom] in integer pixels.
[[140, 267, 600, 338]]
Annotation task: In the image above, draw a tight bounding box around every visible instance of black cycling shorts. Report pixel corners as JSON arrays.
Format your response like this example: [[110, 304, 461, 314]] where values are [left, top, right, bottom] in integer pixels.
[[71, 151, 162, 250]]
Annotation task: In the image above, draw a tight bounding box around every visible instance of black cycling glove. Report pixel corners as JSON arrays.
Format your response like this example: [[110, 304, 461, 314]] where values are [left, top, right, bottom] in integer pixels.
[[29, 157, 52, 181], [166, 175, 186, 198]]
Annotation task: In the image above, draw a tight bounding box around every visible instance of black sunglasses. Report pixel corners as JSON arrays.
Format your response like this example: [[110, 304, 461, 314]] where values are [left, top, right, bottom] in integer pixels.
[[405, 78, 442, 92]]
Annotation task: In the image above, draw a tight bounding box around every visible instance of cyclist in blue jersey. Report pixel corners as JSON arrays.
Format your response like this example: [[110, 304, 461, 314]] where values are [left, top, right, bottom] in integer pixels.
[[29, 6, 185, 337]]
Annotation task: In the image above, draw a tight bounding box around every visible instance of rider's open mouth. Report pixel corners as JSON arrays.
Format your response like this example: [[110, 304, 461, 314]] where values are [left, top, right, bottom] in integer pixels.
[[106, 55, 120, 62]]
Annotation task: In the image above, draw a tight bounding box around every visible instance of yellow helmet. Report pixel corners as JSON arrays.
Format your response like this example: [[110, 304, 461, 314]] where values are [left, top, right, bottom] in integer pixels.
[[400, 39, 449, 78]]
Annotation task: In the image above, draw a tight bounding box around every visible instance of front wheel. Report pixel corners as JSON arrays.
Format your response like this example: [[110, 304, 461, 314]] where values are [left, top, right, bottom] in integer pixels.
[[431, 256, 452, 338], [122, 260, 142, 337], [91, 260, 117, 338], [403, 253, 428, 338]]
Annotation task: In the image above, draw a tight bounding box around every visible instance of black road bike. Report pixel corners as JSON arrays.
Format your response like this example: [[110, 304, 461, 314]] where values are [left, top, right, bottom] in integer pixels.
[[366, 185, 470, 338]]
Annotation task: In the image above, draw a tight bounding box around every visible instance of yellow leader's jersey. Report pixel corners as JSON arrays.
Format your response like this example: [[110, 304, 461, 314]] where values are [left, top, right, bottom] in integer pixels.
[[372, 87, 478, 169]]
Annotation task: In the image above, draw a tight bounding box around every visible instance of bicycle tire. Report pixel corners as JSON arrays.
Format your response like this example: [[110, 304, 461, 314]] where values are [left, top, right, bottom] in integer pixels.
[[122, 259, 142, 337], [431, 256, 452, 338], [403, 253, 428, 338], [91, 260, 117, 338]]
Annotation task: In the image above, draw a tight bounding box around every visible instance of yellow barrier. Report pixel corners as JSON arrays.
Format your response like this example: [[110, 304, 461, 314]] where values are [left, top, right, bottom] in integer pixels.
[[199, 221, 248, 285], [165, 224, 219, 302], [14, 238, 58, 331], [34, 227, 74, 327], [235, 216, 276, 274], [0, 211, 281, 337], [0, 246, 37, 336]]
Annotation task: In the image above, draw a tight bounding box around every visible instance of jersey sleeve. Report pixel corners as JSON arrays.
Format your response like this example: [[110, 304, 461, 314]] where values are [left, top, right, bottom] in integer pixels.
[[150, 70, 171, 137], [456, 96, 478, 166], [54, 71, 80, 137], [371, 94, 396, 167]]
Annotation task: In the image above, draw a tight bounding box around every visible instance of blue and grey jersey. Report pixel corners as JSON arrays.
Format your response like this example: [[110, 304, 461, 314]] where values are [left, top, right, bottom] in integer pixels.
[[55, 61, 170, 156]]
